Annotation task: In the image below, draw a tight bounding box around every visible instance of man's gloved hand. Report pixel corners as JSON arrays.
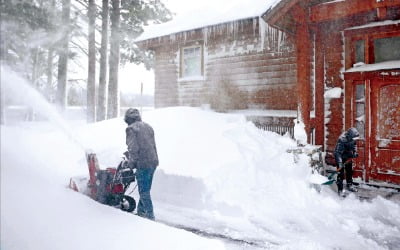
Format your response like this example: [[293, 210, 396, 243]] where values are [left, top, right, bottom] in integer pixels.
[[337, 162, 344, 172]]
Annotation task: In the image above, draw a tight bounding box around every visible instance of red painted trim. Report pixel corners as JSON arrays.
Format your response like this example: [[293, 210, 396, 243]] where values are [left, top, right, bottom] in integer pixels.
[[294, 4, 312, 141], [314, 26, 325, 148], [310, 0, 400, 23]]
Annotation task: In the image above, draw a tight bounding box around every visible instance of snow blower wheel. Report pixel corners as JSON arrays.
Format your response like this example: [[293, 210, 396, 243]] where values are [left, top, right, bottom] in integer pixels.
[[121, 195, 136, 212]]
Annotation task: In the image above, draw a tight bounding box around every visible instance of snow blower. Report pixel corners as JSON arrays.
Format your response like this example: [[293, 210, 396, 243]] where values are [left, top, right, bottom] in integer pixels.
[[69, 151, 137, 212]]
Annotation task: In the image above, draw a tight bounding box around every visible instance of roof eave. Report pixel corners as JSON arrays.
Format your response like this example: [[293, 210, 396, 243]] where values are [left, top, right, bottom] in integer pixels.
[[135, 16, 261, 49], [262, 0, 301, 25]]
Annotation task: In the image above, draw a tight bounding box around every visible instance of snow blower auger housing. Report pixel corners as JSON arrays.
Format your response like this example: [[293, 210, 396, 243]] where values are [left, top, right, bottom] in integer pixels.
[[69, 152, 136, 212]]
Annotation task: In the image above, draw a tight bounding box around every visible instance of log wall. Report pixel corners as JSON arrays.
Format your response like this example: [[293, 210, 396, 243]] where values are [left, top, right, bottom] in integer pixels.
[[152, 18, 297, 111]]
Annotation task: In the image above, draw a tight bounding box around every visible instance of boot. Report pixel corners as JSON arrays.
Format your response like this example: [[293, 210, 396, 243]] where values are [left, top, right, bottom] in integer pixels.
[[346, 184, 358, 192]]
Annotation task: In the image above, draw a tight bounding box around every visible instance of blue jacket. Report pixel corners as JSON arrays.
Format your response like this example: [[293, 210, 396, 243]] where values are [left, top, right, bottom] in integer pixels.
[[334, 132, 357, 164]]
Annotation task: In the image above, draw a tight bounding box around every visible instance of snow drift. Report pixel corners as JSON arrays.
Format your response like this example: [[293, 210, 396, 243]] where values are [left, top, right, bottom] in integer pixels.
[[1, 67, 400, 249]]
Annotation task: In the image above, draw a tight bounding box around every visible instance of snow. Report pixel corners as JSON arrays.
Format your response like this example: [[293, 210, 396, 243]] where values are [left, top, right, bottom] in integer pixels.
[[2, 67, 400, 249], [293, 118, 307, 146], [136, 0, 281, 41], [324, 87, 342, 99], [346, 60, 400, 72], [345, 20, 400, 31]]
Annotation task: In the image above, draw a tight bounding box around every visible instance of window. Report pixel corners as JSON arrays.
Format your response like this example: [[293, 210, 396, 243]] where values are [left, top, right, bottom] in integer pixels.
[[345, 23, 400, 67], [180, 45, 203, 79], [374, 36, 400, 63], [378, 84, 400, 140], [354, 84, 365, 139], [354, 39, 365, 63]]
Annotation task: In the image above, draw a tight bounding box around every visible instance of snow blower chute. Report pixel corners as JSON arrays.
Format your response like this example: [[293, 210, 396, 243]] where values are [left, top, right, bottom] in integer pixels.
[[69, 151, 136, 212]]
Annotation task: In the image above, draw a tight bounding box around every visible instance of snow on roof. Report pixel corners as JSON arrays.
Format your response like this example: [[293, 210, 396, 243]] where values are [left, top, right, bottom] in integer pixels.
[[136, 0, 281, 41], [346, 60, 400, 73], [345, 20, 400, 30]]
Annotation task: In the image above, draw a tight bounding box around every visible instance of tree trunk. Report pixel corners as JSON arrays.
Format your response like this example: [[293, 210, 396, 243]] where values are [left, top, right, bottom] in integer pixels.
[[87, 0, 96, 123], [56, 0, 71, 111], [46, 48, 54, 102], [45, 0, 55, 103], [97, 0, 109, 121], [28, 47, 40, 121], [0, 36, 7, 124], [107, 0, 120, 119]]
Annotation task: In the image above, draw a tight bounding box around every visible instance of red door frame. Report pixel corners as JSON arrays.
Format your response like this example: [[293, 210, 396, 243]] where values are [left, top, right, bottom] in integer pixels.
[[345, 70, 400, 185]]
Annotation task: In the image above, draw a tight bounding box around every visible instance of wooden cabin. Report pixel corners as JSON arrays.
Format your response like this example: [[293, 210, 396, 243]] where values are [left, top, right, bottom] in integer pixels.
[[136, 1, 299, 131], [136, 0, 400, 186]]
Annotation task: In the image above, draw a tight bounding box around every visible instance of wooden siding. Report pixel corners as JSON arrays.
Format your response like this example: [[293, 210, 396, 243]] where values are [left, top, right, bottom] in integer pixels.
[[321, 25, 345, 155], [152, 18, 297, 110], [154, 46, 179, 107]]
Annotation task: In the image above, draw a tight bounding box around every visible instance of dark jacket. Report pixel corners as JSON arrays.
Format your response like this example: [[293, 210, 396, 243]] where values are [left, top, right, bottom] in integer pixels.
[[126, 121, 159, 169], [334, 132, 357, 164]]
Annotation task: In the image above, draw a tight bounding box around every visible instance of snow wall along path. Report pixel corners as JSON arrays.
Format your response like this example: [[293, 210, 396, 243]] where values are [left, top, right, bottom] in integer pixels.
[[146, 108, 400, 249]]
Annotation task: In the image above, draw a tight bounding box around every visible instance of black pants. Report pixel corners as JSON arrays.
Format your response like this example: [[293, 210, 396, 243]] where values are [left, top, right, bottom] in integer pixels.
[[336, 161, 353, 192]]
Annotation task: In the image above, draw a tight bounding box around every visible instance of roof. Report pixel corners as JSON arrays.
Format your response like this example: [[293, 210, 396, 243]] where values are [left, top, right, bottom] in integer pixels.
[[136, 0, 282, 42]]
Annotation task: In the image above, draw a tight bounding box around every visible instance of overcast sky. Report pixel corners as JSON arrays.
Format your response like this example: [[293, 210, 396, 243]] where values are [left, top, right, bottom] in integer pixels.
[[162, 0, 210, 14]]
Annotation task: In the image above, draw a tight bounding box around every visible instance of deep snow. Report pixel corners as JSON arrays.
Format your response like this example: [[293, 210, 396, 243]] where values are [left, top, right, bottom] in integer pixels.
[[1, 68, 400, 250]]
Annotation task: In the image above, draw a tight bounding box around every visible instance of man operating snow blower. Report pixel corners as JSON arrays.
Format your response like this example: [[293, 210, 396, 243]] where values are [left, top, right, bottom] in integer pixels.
[[124, 108, 159, 220], [334, 127, 360, 196]]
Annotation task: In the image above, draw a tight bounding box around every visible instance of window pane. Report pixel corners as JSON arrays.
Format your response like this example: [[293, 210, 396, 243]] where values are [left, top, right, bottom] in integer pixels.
[[355, 40, 365, 63], [355, 84, 365, 101], [182, 46, 202, 77], [374, 36, 400, 63], [355, 84, 365, 139]]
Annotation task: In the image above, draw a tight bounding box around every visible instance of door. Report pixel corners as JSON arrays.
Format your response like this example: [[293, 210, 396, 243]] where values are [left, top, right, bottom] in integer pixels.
[[370, 81, 400, 184]]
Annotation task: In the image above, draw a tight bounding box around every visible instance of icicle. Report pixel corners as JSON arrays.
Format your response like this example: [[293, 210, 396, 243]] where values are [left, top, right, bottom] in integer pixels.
[[253, 18, 257, 37], [258, 16, 266, 51], [277, 30, 282, 52], [203, 27, 208, 46]]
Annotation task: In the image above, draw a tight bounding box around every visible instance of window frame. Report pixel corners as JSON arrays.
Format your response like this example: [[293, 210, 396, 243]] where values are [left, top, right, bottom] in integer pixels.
[[345, 24, 400, 69], [179, 43, 204, 80]]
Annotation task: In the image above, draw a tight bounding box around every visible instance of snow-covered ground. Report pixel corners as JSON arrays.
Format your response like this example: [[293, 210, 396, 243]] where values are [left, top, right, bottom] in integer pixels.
[[2, 68, 400, 250]]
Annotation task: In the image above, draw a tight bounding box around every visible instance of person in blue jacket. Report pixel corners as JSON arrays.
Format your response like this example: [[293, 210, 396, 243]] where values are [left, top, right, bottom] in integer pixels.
[[334, 127, 360, 195], [124, 108, 159, 220]]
